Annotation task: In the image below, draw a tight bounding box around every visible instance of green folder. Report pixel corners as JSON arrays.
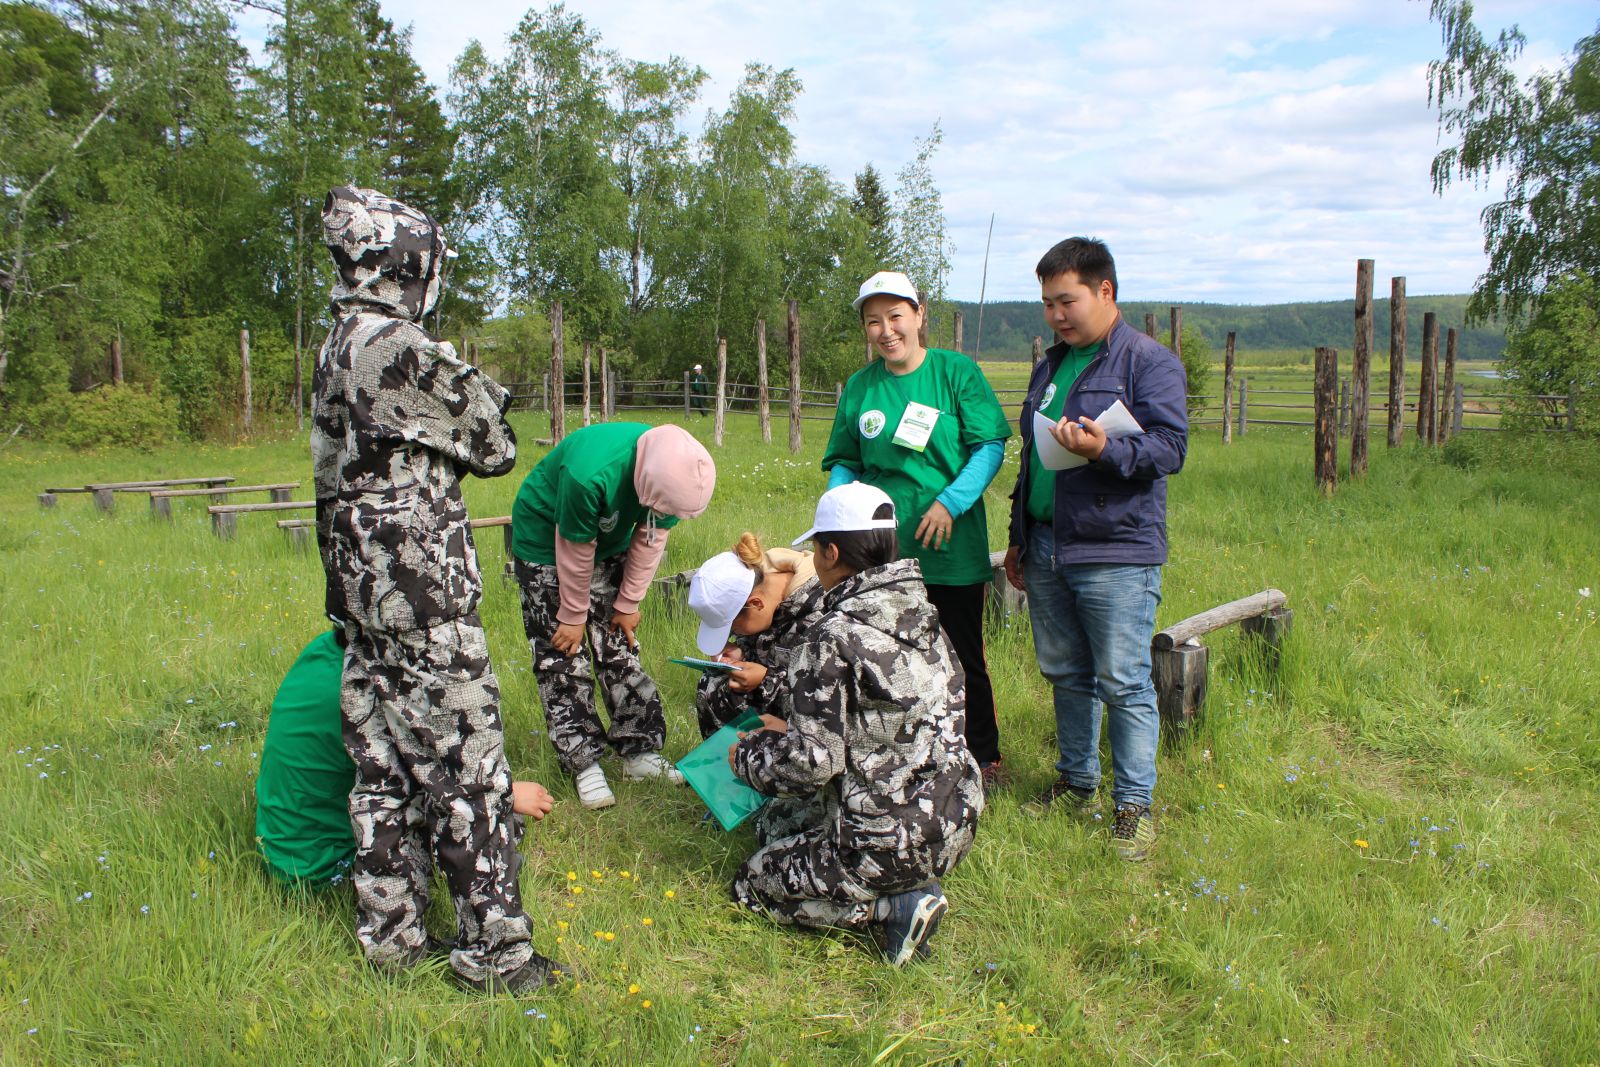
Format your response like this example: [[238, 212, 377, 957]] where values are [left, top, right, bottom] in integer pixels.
[[676, 711, 771, 832]]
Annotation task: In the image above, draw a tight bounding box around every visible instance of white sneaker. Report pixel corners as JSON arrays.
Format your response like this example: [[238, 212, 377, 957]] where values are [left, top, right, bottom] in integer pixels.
[[620, 751, 685, 785], [573, 763, 616, 810]]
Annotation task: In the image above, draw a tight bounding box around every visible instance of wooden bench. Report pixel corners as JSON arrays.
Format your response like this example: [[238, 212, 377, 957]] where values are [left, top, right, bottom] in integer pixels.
[[207, 499, 314, 539], [40, 476, 234, 511], [150, 482, 298, 519], [1151, 588, 1291, 734], [275, 515, 515, 568]]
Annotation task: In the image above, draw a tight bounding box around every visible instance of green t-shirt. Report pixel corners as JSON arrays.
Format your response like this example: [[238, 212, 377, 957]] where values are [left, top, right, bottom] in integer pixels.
[[511, 422, 679, 565], [823, 348, 1012, 586], [1026, 343, 1102, 524], [254, 630, 355, 886]]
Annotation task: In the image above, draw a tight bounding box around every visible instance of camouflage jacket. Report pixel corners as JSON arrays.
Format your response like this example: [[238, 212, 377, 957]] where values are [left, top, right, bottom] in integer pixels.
[[733, 558, 984, 855], [312, 314, 516, 631], [697, 574, 827, 724]]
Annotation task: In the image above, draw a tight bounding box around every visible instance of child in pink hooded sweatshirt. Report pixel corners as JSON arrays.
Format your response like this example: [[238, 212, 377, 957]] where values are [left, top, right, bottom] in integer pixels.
[[510, 423, 716, 809]]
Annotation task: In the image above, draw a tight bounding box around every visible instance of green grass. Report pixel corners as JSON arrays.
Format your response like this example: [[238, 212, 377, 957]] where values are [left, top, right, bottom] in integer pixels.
[[2, 410, 1597, 1064]]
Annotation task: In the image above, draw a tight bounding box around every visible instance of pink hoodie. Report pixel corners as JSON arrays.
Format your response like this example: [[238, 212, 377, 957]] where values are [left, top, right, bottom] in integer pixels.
[[553, 425, 716, 624]]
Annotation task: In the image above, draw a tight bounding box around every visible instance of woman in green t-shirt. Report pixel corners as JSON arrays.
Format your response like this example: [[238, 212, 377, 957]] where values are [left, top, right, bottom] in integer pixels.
[[821, 271, 1013, 786]]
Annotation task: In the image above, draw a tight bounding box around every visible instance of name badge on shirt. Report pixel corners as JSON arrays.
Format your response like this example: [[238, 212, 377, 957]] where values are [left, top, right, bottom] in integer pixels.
[[892, 401, 941, 452]]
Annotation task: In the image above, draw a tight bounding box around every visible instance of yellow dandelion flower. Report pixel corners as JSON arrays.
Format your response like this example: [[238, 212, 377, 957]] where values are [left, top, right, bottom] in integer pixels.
[[1216, 783, 1226, 790], [665, 890, 676, 899], [593, 931, 604, 939], [1354, 839, 1369, 849], [603, 932, 615, 942], [641, 1000, 652, 1009], [619, 870, 631, 879], [591, 870, 603, 879], [628, 984, 640, 995], [558, 920, 569, 930], [572, 885, 584, 894], [566, 871, 577, 881], [641, 917, 653, 927]]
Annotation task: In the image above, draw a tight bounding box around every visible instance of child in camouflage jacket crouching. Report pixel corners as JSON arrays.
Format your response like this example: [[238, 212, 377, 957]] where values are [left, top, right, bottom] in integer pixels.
[[728, 483, 985, 965]]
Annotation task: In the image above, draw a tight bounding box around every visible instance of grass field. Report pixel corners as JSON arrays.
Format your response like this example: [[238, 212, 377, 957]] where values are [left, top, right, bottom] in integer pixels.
[[2, 407, 1597, 1064]]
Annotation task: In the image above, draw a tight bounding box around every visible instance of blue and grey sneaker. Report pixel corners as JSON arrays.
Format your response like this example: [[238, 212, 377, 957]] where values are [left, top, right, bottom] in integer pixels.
[[878, 882, 948, 967]]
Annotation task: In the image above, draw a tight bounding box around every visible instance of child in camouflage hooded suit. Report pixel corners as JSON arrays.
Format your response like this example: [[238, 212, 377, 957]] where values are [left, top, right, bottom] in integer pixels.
[[311, 185, 559, 992], [729, 483, 985, 965]]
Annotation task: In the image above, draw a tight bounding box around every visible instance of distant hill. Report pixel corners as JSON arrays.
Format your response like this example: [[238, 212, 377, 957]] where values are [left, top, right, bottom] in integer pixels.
[[944, 295, 1505, 362]]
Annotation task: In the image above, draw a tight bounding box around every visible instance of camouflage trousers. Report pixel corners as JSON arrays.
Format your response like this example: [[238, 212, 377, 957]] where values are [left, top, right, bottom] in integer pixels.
[[341, 614, 533, 984], [515, 558, 667, 773], [731, 795, 974, 932]]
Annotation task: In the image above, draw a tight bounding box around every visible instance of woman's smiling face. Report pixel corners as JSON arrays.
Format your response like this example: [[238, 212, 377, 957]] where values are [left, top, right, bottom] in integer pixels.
[[861, 295, 925, 373]]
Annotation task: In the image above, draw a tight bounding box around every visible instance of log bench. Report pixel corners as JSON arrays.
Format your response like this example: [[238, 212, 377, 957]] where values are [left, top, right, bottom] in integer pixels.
[[150, 482, 299, 519], [1151, 588, 1291, 734], [275, 515, 515, 570], [207, 499, 314, 539], [40, 476, 235, 511]]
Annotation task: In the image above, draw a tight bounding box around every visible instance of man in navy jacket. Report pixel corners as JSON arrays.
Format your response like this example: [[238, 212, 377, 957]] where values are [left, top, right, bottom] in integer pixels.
[[1003, 237, 1187, 861]]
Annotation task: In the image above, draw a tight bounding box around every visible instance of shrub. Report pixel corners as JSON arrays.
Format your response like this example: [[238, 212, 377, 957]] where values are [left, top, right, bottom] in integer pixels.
[[31, 383, 180, 451]]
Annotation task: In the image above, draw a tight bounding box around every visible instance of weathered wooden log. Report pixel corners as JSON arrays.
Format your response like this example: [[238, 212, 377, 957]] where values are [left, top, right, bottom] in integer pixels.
[[1314, 346, 1338, 495], [714, 337, 727, 447], [1387, 276, 1406, 447], [1143, 312, 1157, 339], [1238, 378, 1248, 436], [756, 318, 772, 444], [38, 493, 57, 508], [1240, 606, 1294, 671], [1222, 332, 1236, 444], [1153, 641, 1208, 734], [1153, 589, 1288, 650], [1419, 312, 1439, 445], [1031, 336, 1043, 366], [1351, 259, 1373, 475], [1169, 307, 1182, 359]]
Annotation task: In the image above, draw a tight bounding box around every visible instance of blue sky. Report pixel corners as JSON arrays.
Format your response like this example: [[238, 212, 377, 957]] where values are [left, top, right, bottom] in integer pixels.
[[240, 0, 1597, 304]]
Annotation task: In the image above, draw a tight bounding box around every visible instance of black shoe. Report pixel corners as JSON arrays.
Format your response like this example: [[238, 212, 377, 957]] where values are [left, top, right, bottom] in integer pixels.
[[455, 952, 570, 995], [1021, 777, 1099, 819], [878, 882, 947, 967]]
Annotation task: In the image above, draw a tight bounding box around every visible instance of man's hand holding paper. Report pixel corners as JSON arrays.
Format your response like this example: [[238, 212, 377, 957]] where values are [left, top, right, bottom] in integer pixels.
[[1033, 399, 1145, 471]]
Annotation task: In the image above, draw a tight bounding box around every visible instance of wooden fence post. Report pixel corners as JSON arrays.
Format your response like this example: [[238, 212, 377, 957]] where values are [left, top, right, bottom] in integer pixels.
[[1031, 337, 1043, 366], [1152, 642, 1208, 735], [1338, 378, 1350, 437], [550, 301, 566, 443], [1387, 277, 1406, 446], [787, 299, 802, 454], [756, 318, 772, 444], [1241, 607, 1294, 672], [599, 347, 611, 422], [1440, 328, 1458, 444], [1143, 313, 1157, 339], [111, 333, 123, 385], [953, 310, 964, 354], [1352, 258, 1373, 475], [1238, 377, 1249, 435], [1169, 307, 1182, 358], [1419, 312, 1439, 445], [714, 338, 728, 447], [240, 329, 252, 437], [1314, 347, 1338, 495], [1222, 331, 1235, 444], [683, 371, 691, 418], [581, 341, 592, 427]]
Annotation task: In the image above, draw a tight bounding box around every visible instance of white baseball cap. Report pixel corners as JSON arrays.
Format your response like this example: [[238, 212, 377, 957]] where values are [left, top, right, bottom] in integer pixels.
[[687, 551, 759, 654], [852, 270, 920, 311], [792, 483, 899, 545]]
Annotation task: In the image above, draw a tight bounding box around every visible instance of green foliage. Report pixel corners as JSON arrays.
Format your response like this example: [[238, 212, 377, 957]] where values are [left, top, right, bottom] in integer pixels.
[[1428, 2, 1600, 324], [24, 381, 178, 449], [1499, 273, 1599, 433], [1166, 324, 1212, 415], [850, 164, 890, 236]]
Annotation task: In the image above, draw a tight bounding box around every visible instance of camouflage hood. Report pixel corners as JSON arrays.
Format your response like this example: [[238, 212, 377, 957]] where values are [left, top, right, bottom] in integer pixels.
[[822, 558, 941, 653], [321, 185, 451, 322]]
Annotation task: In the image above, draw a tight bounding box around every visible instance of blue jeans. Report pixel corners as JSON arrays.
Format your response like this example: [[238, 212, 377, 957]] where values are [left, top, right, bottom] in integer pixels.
[[1022, 525, 1162, 807]]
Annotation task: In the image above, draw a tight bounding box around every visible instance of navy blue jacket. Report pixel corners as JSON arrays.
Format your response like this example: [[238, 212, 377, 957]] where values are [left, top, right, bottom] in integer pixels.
[[1008, 318, 1188, 566]]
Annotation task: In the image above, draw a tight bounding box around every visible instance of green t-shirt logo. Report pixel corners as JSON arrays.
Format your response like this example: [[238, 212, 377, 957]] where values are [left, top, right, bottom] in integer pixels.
[[859, 410, 887, 439], [598, 510, 620, 533], [1041, 383, 1058, 409]]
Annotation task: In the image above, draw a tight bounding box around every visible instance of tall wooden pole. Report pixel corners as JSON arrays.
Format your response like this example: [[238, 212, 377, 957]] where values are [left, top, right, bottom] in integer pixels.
[[110, 332, 123, 385], [756, 318, 772, 444], [1169, 307, 1182, 358], [1314, 347, 1338, 495], [1440, 328, 1458, 444], [1387, 277, 1407, 447], [1031, 337, 1043, 366], [1418, 312, 1439, 445], [714, 337, 728, 447], [1351, 259, 1373, 476], [240, 329, 252, 437], [1222, 331, 1235, 444], [787, 299, 802, 454], [1143, 313, 1157, 339], [549, 301, 566, 443], [953, 310, 964, 355], [599, 347, 611, 422], [581, 341, 592, 426]]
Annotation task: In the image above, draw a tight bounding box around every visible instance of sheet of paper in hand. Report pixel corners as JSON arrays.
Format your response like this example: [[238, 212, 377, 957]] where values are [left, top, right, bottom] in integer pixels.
[[669, 656, 740, 674], [1032, 400, 1145, 471], [676, 711, 771, 831]]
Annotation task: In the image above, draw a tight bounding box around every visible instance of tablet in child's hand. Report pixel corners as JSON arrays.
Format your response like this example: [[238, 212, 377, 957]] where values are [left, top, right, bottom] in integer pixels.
[[668, 656, 741, 674]]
